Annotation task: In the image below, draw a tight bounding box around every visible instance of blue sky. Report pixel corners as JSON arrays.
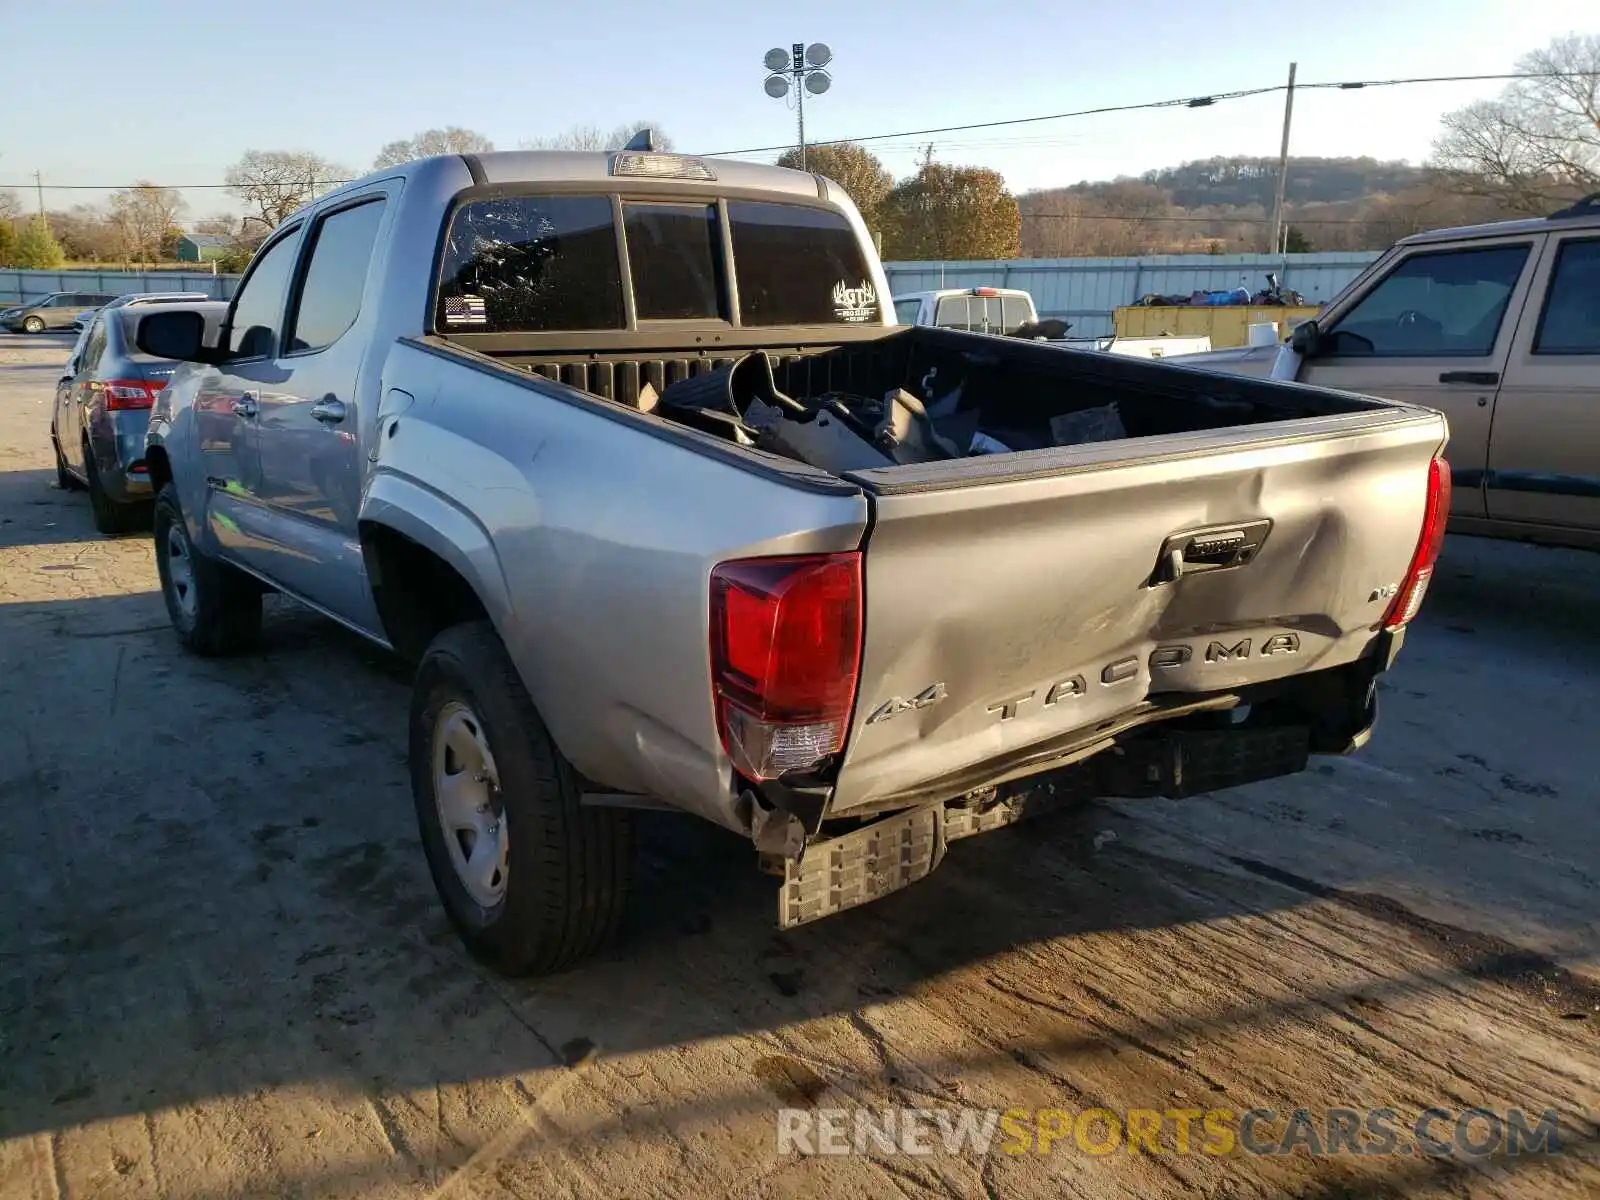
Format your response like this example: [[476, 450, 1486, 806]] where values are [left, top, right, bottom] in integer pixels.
[[0, 0, 1587, 224]]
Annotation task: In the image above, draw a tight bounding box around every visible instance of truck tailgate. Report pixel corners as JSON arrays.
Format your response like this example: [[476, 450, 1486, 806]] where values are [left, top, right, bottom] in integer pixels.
[[830, 408, 1446, 814]]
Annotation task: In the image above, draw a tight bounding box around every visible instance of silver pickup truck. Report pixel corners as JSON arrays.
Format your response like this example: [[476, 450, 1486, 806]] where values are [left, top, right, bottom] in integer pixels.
[[137, 142, 1450, 976]]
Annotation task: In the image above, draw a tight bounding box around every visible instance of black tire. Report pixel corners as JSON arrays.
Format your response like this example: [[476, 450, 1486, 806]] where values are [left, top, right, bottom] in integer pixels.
[[84, 444, 140, 535], [22, 315, 45, 334], [152, 484, 263, 655], [410, 621, 633, 976], [52, 428, 81, 491]]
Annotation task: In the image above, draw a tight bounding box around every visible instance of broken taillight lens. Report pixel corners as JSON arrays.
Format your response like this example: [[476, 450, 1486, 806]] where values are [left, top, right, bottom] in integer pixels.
[[1383, 454, 1452, 630], [709, 553, 863, 781]]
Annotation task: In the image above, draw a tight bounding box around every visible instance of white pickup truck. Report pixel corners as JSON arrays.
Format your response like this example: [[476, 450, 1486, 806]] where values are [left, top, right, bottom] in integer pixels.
[[893, 286, 1211, 358]]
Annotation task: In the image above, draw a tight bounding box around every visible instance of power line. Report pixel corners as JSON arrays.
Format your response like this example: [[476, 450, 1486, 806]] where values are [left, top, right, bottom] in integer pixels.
[[2, 69, 1588, 192], [702, 70, 1588, 157]]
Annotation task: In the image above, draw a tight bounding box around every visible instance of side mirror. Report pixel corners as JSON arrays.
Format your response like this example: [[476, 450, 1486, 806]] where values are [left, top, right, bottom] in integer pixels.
[[136, 309, 214, 364], [1288, 318, 1320, 357]]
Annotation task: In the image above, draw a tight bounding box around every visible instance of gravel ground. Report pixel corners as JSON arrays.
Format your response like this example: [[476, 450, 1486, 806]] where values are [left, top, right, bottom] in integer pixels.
[[0, 331, 1595, 1199]]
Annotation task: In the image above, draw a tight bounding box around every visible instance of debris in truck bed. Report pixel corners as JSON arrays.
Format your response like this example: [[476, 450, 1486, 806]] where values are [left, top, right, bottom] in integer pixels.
[[1050, 402, 1126, 446], [743, 398, 893, 473], [871, 389, 965, 464]]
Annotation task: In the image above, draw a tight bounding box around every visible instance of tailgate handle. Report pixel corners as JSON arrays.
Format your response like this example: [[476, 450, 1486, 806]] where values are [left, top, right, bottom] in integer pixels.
[[1150, 520, 1272, 586], [1438, 370, 1499, 385]]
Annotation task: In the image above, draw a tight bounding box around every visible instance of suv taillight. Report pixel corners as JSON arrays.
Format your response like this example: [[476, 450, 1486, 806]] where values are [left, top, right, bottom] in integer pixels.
[[1383, 455, 1451, 630], [103, 378, 163, 411], [709, 553, 863, 781]]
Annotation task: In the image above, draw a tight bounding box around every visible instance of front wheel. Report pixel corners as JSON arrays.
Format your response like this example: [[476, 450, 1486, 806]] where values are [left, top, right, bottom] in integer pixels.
[[410, 622, 633, 976], [22, 315, 46, 334], [153, 484, 263, 655]]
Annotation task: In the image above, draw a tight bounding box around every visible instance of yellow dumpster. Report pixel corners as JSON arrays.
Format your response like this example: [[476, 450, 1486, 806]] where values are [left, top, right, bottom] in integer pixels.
[[1113, 305, 1322, 349]]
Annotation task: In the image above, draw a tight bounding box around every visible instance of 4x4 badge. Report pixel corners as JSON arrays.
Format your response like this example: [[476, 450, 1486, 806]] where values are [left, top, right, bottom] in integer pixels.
[[866, 682, 948, 725]]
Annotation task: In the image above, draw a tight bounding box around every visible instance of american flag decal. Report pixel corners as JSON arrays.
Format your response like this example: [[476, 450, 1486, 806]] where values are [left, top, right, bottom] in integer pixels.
[[443, 295, 488, 326]]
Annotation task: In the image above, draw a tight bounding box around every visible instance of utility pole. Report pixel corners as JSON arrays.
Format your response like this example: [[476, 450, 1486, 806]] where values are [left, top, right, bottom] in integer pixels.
[[34, 170, 45, 218], [795, 44, 807, 171], [1268, 62, 1297, 256]]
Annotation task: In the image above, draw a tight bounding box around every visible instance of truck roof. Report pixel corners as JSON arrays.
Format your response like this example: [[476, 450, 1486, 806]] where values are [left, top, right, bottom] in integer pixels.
[[318, 149, 829, 210]]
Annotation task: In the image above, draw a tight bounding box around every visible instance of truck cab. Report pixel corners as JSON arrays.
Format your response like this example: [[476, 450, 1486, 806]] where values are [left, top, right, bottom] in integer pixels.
[[893, 286, 1039, 335]]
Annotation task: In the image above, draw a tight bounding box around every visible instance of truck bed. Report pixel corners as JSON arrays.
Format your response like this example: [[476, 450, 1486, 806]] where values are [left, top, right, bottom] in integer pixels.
[[446, 326, 1445, 820]]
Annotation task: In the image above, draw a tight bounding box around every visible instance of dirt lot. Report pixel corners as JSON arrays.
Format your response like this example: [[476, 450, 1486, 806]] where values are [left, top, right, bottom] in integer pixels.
[[0, 331, 1595, 1199]]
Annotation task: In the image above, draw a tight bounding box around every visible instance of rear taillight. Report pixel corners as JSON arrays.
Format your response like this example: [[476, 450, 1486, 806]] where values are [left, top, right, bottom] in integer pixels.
[[1383, 455, 1452, 630], [710, 553, 863, 781], [103, 378, 163, 411]]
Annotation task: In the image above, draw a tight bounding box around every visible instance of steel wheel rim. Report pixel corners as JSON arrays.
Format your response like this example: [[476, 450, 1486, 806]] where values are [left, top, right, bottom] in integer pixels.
[[431, 700, 508, 906], [164, 524, 198, 621]]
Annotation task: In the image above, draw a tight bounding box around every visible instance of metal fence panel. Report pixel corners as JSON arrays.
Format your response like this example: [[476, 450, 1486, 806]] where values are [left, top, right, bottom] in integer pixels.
[[0, 269, 239, 307], [882, 252, 1381, 338]]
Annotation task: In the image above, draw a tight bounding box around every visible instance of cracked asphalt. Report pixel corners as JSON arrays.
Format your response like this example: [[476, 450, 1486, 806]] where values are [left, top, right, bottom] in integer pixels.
[[0, 332, 1595, 1199]]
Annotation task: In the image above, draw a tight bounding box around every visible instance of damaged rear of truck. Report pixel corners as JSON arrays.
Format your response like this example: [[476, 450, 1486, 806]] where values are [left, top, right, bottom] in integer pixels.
[[140, 147, 1450, 975]]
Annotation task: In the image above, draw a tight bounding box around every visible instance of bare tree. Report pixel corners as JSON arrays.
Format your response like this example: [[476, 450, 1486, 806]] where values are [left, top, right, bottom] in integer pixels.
[[520, 122, 673, 152], [109, 182, 186, 263], [0, 190, 19, 222], [374, 127, 495, 170], [1430, 34, 1600, 214], [225, 150, 352, 230]]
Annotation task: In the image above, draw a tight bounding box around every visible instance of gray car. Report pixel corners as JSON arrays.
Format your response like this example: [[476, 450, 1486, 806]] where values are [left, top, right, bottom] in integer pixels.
[[72, 291, 217, 334], [3, 290, 118, 333], [53, 302, 228, 533]]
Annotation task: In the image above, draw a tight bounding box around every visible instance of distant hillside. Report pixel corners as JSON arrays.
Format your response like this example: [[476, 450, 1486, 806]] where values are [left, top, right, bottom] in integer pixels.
[[1138, 156, 1430, 209], [1017, 155, 1519, 257]]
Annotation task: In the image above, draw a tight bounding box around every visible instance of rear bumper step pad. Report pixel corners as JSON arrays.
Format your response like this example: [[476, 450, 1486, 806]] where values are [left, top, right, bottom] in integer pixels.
[[777, 721, 1314, 929]]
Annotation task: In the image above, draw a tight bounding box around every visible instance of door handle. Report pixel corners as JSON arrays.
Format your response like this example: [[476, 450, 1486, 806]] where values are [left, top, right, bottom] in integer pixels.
[[1149, 519, 1274, 586], [231, 392, 259, 418], [310, 398, 347, 425], [1438, 371, 1499, 385]]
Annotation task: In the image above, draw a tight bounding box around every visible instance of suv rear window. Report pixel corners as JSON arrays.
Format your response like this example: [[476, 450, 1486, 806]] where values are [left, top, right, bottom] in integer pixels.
[[434, 194, 877, 333]]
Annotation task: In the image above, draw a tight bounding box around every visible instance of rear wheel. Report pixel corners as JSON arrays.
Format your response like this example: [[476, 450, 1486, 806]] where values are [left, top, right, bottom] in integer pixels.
[[52, 428, 81, 491], [84, 444, 139, 535], [153, 484, 263, 655], [410, 621, 633, 976]]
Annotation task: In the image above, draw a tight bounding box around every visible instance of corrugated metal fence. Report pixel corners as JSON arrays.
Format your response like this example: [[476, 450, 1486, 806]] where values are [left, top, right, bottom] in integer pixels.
[[6, 253, 1382, 337], [883, 252, 1381, 338], [1, 270, 236, 307]]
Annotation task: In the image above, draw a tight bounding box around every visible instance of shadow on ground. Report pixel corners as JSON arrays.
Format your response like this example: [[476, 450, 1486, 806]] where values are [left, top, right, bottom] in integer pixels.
[[1, 527, 1596, 1187]]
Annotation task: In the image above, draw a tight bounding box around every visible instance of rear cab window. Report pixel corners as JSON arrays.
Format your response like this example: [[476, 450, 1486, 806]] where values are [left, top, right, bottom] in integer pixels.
[[434, 193, 878, 334]]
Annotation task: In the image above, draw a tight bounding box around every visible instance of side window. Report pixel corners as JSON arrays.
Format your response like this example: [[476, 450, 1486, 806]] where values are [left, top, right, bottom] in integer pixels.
[[1325, 244, 1530, 357], [934, 296, 971, 329], [227, 229, 301, 358], [287, 200, 386, 353], [1001, 295, 1032, 334], [1533, 239, 1600, 355], [81, 320, 108, 373], [50, 295, 74, 308], [893, 298, 922, 325]]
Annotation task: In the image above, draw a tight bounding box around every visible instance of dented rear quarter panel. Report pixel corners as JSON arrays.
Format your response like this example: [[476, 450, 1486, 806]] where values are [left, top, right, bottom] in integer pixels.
[[369, 340, 869, 832]]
